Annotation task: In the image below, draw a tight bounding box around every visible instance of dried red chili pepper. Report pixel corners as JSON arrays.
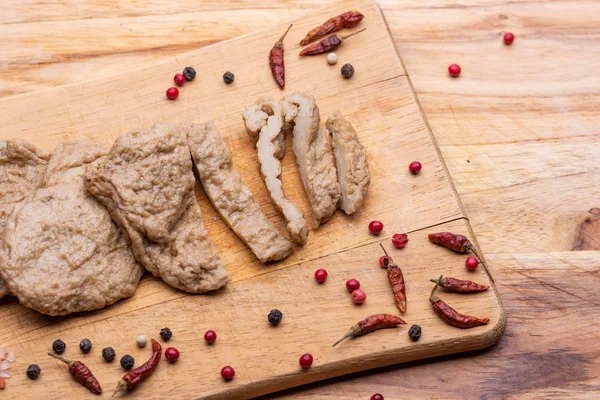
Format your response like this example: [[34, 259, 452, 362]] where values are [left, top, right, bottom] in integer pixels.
[[333, 313, 406, 347], [269, 24, 292, 89], [113, 339, 162, 396], [300, 10, 364, 45], [47, 353, 102, 394], [380, 244, 406, 313], [299, 28, 366, 56], [429, 277, 490, 293], [428, 232, 492, 282], [429, 276, 490, 328]]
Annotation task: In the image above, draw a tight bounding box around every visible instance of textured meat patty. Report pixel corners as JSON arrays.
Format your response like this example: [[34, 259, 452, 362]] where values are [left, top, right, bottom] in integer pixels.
[[0, 140, 143, 315], [0, 140, 51, 299], [85, 123, 229, 293]]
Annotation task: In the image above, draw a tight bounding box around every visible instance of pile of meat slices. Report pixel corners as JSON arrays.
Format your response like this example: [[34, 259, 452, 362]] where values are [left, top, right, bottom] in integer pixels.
[[0, 92, 369, 316]]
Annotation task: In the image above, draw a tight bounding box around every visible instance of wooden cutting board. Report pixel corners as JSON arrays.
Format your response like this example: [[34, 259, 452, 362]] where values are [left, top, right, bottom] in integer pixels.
[[0, 0, 505, 398]]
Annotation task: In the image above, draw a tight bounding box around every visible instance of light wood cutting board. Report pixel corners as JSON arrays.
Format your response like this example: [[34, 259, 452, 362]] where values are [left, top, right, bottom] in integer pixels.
[[0, 0, 506, 398]]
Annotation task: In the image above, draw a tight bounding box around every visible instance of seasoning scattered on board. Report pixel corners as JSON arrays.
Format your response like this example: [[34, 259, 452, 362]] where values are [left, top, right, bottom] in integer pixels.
[[300, 10, 364, 45], [47, 353, 102, 395], [333, 313, 406, 347], [113, 338, 162, 396], [380, 244, 407, 313], [299, 29, 366, 56], [269, 24, 292, 89], [429, 276, 490, 328], [428, 232, 490, 280], [430, 277, 490, 293]]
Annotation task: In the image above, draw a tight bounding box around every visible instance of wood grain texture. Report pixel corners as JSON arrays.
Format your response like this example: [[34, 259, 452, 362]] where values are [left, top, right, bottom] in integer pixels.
[[1, 0, 598, 398], [0, 1, 504, 398]]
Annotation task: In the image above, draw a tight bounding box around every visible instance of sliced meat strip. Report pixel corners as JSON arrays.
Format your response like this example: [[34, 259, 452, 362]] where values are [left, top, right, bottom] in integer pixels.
[[0, 140, 143, 315], [282, 92, 341, 228], [0, 140, 51, 299], [85, 123, 228, 293], [184, 121, 293, 262], [326, 112, 370, 214], [243, 97, 309, 245]]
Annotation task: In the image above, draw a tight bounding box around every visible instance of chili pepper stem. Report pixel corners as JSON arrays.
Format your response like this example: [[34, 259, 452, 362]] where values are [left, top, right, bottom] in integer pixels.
[[275, 24, 293, 47], [429, 275, 443, 304], [340, 28, 366, 41], [47, 353, 72, 366], [332, 325, 361, 347], [112, 380, 128, 398]]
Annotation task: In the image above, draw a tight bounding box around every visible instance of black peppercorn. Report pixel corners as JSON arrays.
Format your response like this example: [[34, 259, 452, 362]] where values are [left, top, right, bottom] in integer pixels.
[[408, 324, 422, 341], [268, 309, 283, 326], [120, 354, 135, 370], [223, 71, 235, 84], [160, 327, 173, 341], [102, 347, 116, 362], [79, 338, 92, 354], [26, 364, 41, 380], [183, 66, 196, 81], [341, 63, 355, 79], [52, 339, 66, 354]]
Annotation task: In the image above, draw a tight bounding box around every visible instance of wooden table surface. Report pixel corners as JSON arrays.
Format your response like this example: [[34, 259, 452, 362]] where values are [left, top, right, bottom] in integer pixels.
[[1, 0, 598, 398]]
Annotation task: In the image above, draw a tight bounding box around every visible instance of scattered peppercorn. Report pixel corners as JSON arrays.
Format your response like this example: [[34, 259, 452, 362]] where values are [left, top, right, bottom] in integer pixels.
[[165, 347, 180, 363], [183, 66, 196, 81], [346, 278, 360, 292], [204, 330, 217, 344], [368, 220, 384, 235], [166, 87, 179, 100], [408, 324, 422, 341], [160, 328, 173, 341], [120, 354, 135, 370], [26, 364, 41, 380], [448, 64, 461, 77], [327, 52, 338, 65], [102, 347, 116, 362], [379, 255, 389, 268], [174, 73, 186, 86], [79, 338, 92, 354], [52, 339, 66, 354], [314, 268, 328, 283], [268, 309, 283, 326], [504, 32, 515, 45], [221, 366, 235, 381], [341, 63, 354, 79], [351, 289, 367, 304], [299, 353, 313, 369], [371, 394, 384, 400], [392, 233, 409, 249], [136, 335, 147, 348], [223, 71, 235, 84], [409, 161, 422, 175], [465, 256, 479, 271]]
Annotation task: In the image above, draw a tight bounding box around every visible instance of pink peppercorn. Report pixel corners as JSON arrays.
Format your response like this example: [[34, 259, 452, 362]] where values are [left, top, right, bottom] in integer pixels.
[[392, 233, 409, 249], [371, 394, 384, 400], [173, 73, 186, 86], [409, 161, 422, 175], [314, 269, 328, 283], [221, 366, 235, 381], [448, 64, 461, 77], [465, 256, 479, 271], [346, 278, 360, 292], [166, 87, 179, 100], [165, 347, 180, 362], [204, 330, 217, 344], [368, 220, 384, 235], [504, 32, 515, 45], [299, 353, 313, 369], [351, 289, 366, 304]]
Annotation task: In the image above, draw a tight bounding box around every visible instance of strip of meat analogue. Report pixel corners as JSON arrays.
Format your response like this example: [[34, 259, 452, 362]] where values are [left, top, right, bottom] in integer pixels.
[[243, 97, 309, 245], [0, 140, 51, 299], [185, 121, 293, 262], [282, 92, 341, 228], [85, 124, 228, 293], [326, 112, 370, 214], [0, 141, 143, 315]]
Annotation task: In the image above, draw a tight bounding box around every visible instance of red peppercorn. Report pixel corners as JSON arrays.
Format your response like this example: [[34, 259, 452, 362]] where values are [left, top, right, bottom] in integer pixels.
[[299, 353, 313, 369], [409, 161, 422, 175], [346, 278, 360, 292], [465, 256, 479, 271], [221, 366, 235, 381], [204, 330, 217, 344], [351, 289, 366, 304], [165, 347, 180, 362], [392, 233, 409, 249], [314, 268, 328, 283], [379, 255, 389, 268], [166, 87, 179, 100], [173, 73, 186, 86], [368, 220, 384, 235], [448, 64, 461, 77], [504, 32, 515, 45], [371, 394, 384, 400]]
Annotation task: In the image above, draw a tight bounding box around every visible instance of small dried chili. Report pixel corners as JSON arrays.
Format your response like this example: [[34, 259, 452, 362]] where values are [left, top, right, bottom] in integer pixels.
[[300, 10, 364, 45], [380, 244, 406, 313], [429, 277, 490, 293], [299, 28, 366, 56], [332, 313, 405, 347], [113, 338, 162, 396], [47, 353, 102, 395], [429, 276, 490, 328], [269, 24, 292, 89]]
